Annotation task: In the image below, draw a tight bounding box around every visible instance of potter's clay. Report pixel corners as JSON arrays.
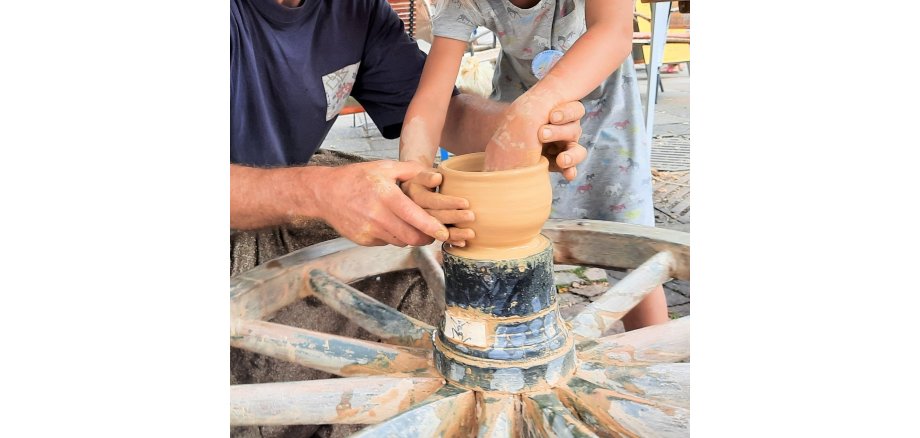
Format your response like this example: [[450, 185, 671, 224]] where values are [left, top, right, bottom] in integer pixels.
[[438, 152, 551, 260]]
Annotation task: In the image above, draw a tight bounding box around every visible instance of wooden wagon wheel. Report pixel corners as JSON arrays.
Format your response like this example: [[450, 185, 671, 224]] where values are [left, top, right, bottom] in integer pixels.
[[230, 219, 690, 437]]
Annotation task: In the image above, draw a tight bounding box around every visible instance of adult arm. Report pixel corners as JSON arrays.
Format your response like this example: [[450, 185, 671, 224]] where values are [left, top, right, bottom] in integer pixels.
[[230, 162, 450, 247]]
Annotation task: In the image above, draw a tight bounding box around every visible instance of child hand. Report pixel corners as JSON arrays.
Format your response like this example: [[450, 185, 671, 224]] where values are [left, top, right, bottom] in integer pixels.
[[400, 170, 476, 247], [484, 97, 587, 176], [483, 99, 545, 171], [540, 100, 588, 181]]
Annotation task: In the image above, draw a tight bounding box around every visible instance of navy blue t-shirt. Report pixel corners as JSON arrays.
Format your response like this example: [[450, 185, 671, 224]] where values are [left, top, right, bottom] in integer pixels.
[[231, 0, 428, 166]]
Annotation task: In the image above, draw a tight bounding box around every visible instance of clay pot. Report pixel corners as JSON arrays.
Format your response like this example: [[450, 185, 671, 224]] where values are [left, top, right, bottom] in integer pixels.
[[438, 152, 552, 260]]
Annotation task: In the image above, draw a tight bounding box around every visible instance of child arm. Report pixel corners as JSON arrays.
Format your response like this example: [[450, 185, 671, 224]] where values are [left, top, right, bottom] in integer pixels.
[[398, 36, 468, 168], [483, 0, 635, 171], [399, 36, 476, 246]]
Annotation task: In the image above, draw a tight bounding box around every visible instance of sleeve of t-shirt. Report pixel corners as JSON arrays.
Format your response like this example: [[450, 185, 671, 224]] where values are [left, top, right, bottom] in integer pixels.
[[432, 0, 485, 42], [349, 0, 429, 139]]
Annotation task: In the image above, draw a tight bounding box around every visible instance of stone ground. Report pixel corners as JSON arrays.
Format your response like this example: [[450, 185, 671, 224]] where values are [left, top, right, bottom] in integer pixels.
[[321, 67, 692, 328]]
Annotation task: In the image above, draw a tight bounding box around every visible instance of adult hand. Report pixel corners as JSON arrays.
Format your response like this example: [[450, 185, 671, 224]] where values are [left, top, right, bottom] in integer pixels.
[[316, 161, 450, 247], [540, 100, 588, 181]]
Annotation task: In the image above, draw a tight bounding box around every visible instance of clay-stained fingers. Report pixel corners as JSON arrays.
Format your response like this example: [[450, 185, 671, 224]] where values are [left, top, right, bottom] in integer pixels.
[[383, 160, 427, 181], [448, 227, 474, 242], [379, 233, 408, 247], [546, 142, 587, 182], [351, 233, 391, 247], [555, 142, 587, 169], [400, 170, 442, 195], [381, 213, 433, 247], [387, 191, 451, 242], [447, 227, 474, 247], [402, 170, 469, 210], [412, 170, 442, 189], [408, 183, 470, 210], [425, 209, 475, 225], [561, 165, 577, 181], [548, 100, 586, 125], [539, 122, 582, 144], [357, 221, 407, 247]]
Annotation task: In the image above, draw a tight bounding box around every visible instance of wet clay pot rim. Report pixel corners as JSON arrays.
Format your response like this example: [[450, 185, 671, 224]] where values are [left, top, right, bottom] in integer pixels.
[[438, 152, 552, 260], [438, 153, 550, 179]]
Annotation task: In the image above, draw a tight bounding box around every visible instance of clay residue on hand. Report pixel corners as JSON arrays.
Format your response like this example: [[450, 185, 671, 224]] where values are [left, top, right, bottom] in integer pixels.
[[366, 173, 396, 194], [399, 116, 436, 166], [482, 92, 557, 172]]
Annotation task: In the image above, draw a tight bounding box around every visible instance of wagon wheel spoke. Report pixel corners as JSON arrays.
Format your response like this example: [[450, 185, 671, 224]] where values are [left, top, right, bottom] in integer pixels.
[[308, 269, 435, 349], [570, 363, 690, 409], [570, 251, 678, 339], [230, 319, 437, 377], [577, 316, 690, 366], [541, 220, 690, 281], [412, 246, 446, 305], [476, 393, 520, 437], [231, 240, 420, 321], [230, 376, 444, 426], [523, 391, 599, 437], [557, 367, 690, 438], [348, 384, 476, 437]]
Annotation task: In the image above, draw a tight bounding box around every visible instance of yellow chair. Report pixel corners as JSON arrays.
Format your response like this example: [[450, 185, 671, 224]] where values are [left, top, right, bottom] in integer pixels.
[[634, 1, 690, 69], [632, 0, 690, 103]]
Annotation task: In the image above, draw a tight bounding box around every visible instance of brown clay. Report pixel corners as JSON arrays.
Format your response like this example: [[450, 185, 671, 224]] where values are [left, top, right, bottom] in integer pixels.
[[438, 152, 552, 260]]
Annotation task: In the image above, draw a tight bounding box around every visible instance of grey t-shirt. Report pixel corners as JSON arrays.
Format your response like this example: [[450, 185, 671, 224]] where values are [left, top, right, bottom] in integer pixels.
[[434, 0, 602, 102], [433, 0, 654, 226]]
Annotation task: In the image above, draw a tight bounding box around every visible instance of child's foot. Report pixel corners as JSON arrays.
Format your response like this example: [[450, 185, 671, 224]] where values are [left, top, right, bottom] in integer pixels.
[[661, 63, 683, 74]]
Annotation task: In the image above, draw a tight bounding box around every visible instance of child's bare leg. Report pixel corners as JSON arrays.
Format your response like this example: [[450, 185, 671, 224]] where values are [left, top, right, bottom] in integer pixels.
[[620, 285, 669, 331]]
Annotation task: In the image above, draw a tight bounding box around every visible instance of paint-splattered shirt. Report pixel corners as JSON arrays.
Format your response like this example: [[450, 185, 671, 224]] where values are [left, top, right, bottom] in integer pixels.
[[433, 0, 654, 225]]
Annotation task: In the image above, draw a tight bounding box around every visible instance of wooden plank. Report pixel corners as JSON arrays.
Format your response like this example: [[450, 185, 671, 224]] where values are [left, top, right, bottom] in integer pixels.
[[230, 320, 437, 377], [541, 220, 689, 281], [670, 196, 691, 217], [577, 316, 690, 366], [557, 371, 690, 438], [230, 376, 444, 426], [569, 252, 677, 339], [350, 385, 476, 437], [661, 185, 690, 207], [673, 173, 691, 186], [653, 182, 684, 202], [523, 391, 599, 438], [307, 269, 434, 349], [477, 393, 520, 438]]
